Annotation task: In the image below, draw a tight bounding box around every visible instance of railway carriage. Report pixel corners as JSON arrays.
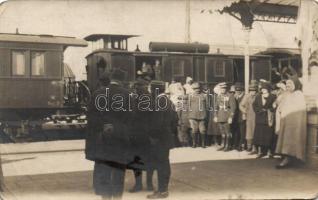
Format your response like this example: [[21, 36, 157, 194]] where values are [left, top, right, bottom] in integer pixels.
[[0, 33, 87, 141]]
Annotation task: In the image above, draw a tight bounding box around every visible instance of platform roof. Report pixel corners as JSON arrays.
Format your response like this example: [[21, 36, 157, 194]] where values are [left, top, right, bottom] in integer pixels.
[[0, 33, 87, 47], [257, 47, 301, 55], [84, 34, 140, 42], [242, 0, 299, 6], [220, 0, 299, 26]]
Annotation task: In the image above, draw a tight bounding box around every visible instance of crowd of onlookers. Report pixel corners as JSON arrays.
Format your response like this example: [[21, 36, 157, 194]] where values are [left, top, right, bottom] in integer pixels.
[[165, 76, 307, 169]]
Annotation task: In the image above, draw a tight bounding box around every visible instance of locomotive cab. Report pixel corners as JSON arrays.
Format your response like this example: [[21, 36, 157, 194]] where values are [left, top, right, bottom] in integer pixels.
[[85, 34, 139, 92]]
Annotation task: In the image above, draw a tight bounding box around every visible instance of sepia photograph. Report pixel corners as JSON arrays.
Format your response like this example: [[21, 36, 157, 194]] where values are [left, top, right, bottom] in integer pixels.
[[0, 0, 318, 199]]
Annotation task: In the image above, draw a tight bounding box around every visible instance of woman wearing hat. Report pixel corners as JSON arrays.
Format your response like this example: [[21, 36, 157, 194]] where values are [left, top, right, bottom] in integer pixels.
[[275, 77, 307, 169], [239, 81, 258, 152], [252, 81, 276, 158], [272, 82, 288, 138]]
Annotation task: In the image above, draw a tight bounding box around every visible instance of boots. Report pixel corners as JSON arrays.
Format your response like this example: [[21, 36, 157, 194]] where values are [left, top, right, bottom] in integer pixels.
[[246, 139, 253, 152], [191, 132, 197, 148], [146, 169, 154, 191], [129, 170, 142, 193], [217, 136, 226, 151], [223, 136, 231, 152], [248, 145, 258, 155], [201, 134, 206, 148]]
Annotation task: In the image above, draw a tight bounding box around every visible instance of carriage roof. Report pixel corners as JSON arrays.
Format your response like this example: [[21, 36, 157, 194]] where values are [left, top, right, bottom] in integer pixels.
[[0, 33, 87, 47], [84, 34, 140, 42]]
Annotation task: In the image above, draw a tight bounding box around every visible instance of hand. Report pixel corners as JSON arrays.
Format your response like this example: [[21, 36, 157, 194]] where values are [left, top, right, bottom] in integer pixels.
[[103, 124, 114, 134], [228, 118, 232, 124], [213, 117, 218, 123], [273, 102, 277, 109]]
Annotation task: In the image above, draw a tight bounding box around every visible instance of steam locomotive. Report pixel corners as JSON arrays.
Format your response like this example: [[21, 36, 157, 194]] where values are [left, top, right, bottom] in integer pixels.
[[84, 34, 273, 93], [0, 32, 299, 142]]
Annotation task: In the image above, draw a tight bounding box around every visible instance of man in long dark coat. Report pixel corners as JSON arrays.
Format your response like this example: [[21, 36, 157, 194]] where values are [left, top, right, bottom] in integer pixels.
[[85, 69, 133, 200], [128, 78, 154, 193], [147, 81, 178, 199]]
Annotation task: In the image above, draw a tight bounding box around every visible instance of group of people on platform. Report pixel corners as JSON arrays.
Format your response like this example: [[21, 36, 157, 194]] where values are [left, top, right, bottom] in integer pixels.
[[172, 76, 307, 169], [85, 68, 307, 200]]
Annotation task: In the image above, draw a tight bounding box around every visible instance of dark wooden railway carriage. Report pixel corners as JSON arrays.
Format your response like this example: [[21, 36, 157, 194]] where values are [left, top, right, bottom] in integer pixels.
[[0, 33, 87, 140], [84, 34, 272, 92], [0, 33, 87, 110]]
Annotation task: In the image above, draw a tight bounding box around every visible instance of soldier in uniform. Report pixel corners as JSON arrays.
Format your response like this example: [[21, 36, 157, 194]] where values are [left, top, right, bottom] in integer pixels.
[[85, 69, 133, 200], [147, 81, 178, 199], [214, 82, 236, 152], [229, 84, 239, 150], [188, 82, 208, 148], [176, 94, 191, 147]]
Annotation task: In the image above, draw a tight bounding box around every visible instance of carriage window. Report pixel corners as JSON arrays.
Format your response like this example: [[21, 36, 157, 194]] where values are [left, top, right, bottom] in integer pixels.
[[214, 60, 225, 77], [31, 52, 45, 76], [172, 60, 185, 76], [122, 40, 127, 49], [12, 50, 27, 76], [114, 41, 119, 49]]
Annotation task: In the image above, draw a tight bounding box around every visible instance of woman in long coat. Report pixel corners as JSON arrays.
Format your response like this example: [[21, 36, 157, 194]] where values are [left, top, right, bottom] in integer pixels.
[[239, 83, 258, 152], [275, 78, 307, 169], [253, 82, 276, 158]]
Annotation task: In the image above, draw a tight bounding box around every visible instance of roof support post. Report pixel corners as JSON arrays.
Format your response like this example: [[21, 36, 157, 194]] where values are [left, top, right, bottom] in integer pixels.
[[244, 28, 251, 94]]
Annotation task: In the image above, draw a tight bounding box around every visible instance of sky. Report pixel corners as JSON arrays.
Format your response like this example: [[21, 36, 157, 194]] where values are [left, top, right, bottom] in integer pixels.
[[0, 0, 298, 80]]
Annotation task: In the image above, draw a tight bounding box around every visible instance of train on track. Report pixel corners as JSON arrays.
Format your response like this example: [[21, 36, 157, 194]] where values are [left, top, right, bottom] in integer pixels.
[[0, 33, 88, 142], [0, 33, 300, 142]]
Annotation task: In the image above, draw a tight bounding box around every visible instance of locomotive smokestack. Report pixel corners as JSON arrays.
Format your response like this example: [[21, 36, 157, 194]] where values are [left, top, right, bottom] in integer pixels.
[[135, 44, 140, 52]]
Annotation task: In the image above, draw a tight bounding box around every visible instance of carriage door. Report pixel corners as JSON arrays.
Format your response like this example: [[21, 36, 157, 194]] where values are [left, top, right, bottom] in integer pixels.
[[251, 58, 272, 81], [162, 55, 193, 82]]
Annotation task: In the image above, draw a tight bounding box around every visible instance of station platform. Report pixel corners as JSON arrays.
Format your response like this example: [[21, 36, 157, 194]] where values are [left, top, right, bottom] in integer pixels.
[[1, 141, 318, 200]]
